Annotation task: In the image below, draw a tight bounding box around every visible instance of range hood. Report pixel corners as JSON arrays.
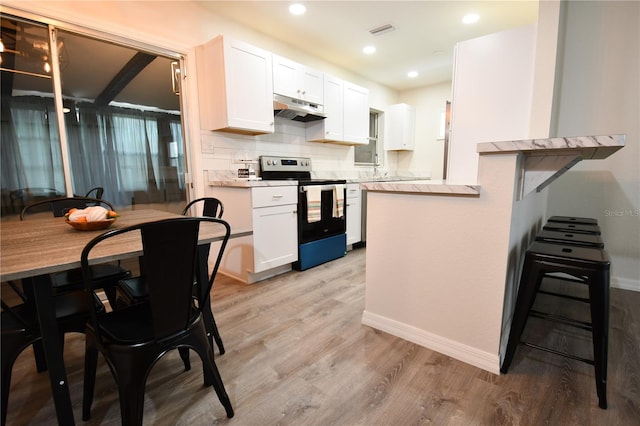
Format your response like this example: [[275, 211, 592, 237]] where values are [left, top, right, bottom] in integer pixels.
[[273, 93, 326, 122]]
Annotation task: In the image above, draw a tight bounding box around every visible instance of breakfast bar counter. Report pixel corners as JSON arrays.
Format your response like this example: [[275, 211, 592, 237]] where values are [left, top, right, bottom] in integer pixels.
[[360, 135, 625, 374]]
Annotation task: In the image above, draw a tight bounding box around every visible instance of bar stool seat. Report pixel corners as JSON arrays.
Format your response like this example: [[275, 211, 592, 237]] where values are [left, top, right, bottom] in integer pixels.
[[501, 241, 611, 409], [547, 215, 598, 226], [535, 229, 604, 249], [543, 222, 601, 235]]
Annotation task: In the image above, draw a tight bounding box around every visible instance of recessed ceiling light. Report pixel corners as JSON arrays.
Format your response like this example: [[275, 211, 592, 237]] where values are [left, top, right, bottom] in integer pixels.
[[289, 3, 306, 15], [462, 13, 480, 24], [407, 71, 418, 78], [363, 45, 376, 55]]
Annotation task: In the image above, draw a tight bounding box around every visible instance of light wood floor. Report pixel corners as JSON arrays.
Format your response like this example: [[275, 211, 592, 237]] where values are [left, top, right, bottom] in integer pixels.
[[4, 247, 640, 425]]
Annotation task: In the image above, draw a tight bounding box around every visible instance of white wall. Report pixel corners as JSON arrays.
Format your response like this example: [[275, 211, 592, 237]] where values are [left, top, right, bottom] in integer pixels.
[[548, 0, 640, 291], [3, 0, 400, 198], [398, 82, 452, 180], [363, 153, 531, 373], [446, 25, 537, 184]]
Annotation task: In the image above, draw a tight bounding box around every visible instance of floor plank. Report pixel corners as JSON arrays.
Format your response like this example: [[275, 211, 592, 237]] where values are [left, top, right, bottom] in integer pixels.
[[4, 247, 640, 425]]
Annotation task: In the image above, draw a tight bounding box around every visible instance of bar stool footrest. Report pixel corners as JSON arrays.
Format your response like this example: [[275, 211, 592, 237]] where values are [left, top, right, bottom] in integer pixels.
[[544, 273, 588, 284], [521, 341, 595, 366], [537, 289, 590, 304], [529, 309, 593, 332]]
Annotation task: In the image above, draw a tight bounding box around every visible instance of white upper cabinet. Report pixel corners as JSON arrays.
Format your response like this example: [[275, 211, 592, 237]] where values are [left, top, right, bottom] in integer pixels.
[[342, 82, 370, 145], [385, 103, 416, 151], [272, 54, 323, 105], [321, 75, 344, 139], [307, 74, 343, 142], [196, 35, 275, 135], [307, 76, 369, 145]]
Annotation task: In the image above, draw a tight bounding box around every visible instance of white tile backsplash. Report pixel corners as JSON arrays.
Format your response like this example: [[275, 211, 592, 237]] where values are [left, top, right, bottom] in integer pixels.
[[199, 117, 432, 181], [200, 117, 355, 173]]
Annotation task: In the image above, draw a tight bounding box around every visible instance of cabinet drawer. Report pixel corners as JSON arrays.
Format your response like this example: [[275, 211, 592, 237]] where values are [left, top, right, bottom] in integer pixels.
[[252, 186, 297, 208], [346, 184, 361, 199]]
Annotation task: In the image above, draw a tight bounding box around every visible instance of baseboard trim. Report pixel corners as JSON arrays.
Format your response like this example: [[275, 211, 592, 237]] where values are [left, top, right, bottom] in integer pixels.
[[612, 275, 640, 292], [361, 310, 500, 375]]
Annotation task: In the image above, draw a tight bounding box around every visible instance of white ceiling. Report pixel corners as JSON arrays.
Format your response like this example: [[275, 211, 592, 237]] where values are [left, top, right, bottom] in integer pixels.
[[197, 1, 539, 91]]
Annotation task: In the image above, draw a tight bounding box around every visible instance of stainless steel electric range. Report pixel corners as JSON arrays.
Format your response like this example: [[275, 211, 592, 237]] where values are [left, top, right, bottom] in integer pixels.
[[259, 155, 347, 270]]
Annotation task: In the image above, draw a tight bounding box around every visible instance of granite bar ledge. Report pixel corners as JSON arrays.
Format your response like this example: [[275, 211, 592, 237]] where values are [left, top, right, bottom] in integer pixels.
[[360, 180, 480, 196], [477, 134, 625, 159]]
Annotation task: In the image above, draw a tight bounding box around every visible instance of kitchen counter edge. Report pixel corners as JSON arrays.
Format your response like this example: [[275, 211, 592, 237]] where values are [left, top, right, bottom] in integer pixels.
[[207, 180, 297, 188], [360, 180, 481, 196]]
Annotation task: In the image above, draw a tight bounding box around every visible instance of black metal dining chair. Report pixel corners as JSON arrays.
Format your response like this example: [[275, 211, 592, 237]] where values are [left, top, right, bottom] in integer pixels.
[[117, 197, 227, 359], [80, 217, 234, 424], [20, 196, 113, 220], [19, 196, 130, 307], [181, 197, 224, 218], [84, 187, 104, 200], [1, 291, 104, 426], [8, 187, 62, 215]]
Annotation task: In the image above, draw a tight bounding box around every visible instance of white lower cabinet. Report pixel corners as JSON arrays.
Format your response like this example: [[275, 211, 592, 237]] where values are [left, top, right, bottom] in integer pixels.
[[251, 187, 298, 273], [211, 185, 298, 283], [346, 183, 362, 246]]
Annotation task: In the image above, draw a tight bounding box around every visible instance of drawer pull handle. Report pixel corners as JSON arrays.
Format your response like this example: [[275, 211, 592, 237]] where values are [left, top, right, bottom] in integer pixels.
[[272, 195, 284, 199]]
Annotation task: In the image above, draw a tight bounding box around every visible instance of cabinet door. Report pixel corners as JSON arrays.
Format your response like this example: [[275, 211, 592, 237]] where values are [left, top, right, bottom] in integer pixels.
[[343, 82, 370, 144], [197, 35, 274, 135], [346, 184, 362, 245], [273, 54, 323, 104], [272, 54, 299, 99], [385, 103, 416, 150], [322, 74, 344, 140], [300, 66, 324, 105], [225, 38, 275, 133], [252, 204, 298, 273]]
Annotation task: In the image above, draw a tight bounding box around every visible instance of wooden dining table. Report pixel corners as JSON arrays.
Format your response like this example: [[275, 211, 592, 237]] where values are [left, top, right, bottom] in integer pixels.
[[0, 209, 251, 425]]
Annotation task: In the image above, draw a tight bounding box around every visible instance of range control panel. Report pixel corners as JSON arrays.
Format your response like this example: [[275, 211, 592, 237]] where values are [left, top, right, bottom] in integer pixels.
[[259, 156, 312, 173]]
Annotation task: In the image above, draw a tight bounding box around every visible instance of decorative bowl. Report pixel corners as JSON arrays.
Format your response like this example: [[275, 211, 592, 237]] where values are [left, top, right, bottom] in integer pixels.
[[65, 218, 116, 231]]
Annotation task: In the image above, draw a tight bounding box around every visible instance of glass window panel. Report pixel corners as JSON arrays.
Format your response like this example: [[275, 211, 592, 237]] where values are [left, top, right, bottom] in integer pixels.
[[1, 15, 65, 216], [56, 29, 186, 210], [354, 111, 378, 165]]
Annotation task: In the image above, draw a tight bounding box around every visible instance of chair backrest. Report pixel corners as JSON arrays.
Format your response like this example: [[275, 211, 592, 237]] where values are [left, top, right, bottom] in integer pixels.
[[85, 187, 104, 200], [20, 197, 114, 220], [9, 187, 63, 214], [80, 217, 231, 341], [181, 197, 224, 218]]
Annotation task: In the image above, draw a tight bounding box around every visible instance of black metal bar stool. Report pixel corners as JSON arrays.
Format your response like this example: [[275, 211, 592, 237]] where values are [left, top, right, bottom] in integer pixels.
[[535, 229, 604, 249], [501, 241, 611, 409], [543, 222, 601, 235], [547, 216, 598, 226]]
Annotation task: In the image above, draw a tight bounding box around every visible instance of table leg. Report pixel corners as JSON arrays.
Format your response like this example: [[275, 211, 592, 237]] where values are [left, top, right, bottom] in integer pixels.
[[29, 275, 76, 426]]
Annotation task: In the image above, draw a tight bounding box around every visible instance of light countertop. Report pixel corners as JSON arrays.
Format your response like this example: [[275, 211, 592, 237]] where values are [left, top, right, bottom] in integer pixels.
[[360, 180, 481, 196], [477, 134, 625, 158]]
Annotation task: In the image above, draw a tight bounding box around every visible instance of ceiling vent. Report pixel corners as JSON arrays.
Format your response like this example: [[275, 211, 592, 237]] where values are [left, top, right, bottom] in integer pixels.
[[369, 23, 396, 36]]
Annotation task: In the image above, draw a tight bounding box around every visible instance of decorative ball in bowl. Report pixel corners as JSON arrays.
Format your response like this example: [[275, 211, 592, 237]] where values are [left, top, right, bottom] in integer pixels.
[[65, 218, 116, 231], [64, 206, 119, 231]]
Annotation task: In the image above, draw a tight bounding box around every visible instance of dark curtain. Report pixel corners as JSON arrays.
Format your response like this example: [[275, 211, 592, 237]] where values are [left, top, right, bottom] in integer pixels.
[[1, 97, 184, 212]]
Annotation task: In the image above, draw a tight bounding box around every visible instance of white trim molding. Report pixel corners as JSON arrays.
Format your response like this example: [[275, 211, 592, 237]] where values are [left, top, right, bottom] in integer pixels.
[[612, 276, 640, 292], [361, 310, 500, 375]]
